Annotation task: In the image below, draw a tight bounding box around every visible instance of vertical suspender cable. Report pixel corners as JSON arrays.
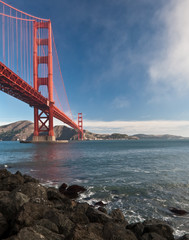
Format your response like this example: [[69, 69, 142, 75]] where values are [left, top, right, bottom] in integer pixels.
[[23, 18, 25, 80], [8, 8, 9, 67], [20, 13, 22, 77], [16, 11, 18, 74], [29, 20, 31, 86], [2, 4, 5, 63], [26, 17, 28, 83]]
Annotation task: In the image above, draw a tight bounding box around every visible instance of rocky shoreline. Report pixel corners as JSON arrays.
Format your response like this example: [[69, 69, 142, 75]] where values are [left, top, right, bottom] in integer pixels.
[[0, 169, 188, 240]]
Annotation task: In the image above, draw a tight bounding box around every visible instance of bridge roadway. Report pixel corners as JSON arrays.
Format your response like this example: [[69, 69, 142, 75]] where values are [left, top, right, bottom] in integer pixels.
[[0, 61, 81, 133]]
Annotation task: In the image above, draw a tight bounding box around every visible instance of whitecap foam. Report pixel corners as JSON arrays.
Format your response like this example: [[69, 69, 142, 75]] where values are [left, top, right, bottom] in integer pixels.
[[74, 179, 89, 184]]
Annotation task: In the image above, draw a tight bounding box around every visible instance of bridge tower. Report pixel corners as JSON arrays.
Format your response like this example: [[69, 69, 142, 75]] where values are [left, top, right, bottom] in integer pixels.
[[78, 113, 83, 140], [33, 20, 55, 142]]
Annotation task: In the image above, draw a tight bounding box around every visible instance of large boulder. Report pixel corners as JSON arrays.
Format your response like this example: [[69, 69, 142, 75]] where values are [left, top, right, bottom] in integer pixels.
[[43, 209, 74, 237], [47, 187, 72, 210], [0, 212, 8, 238], [35, 218, 59, 234], [109, 208, 128, 225], [12, 182, 48, 203], [0, 195, 17, 221], [59, 183, 86, 199], [70, 223, 104, 240], [0, 174, 24, 191], [70, 202, 89, 224], [127, 219, 174, 240], [127, 222, 144, 239], [13, 202, 48, 232], [8, 226, 65, 240], [143, 219, 174, 240], [103, 222, 137, 240], [142, 232, 167, 240], [86, 206, 112, 224]]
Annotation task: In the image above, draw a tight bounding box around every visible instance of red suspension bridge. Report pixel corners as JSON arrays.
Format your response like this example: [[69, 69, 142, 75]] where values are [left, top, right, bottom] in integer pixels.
[[0, 1, 83, 141]]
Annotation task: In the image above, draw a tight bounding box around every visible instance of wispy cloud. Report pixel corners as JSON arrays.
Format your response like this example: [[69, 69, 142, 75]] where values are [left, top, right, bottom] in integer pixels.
[[84, 120, 189, 137], [112, 96, 130, 109], [149, 0, 189, 96]]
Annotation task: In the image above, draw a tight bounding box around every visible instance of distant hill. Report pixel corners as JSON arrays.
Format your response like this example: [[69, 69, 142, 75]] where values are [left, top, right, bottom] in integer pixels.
[[133, 134, 186, 140], [0, 121, 77, 141], [0, 121, 138, 141], [82, 131, 138, 140], [0, 121, 186, 141], [0, 121, 34, 141]]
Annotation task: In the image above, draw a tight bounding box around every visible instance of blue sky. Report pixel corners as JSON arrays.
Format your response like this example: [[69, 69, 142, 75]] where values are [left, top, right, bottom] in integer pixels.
[[1, 0, 189, 136]]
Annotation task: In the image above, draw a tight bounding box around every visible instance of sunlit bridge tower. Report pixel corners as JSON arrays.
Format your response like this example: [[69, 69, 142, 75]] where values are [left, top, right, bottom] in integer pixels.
[[33, 20, 55, 141]]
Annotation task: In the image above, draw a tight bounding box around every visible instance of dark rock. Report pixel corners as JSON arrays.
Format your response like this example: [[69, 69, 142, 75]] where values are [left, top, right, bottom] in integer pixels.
[[23, 174, 39, 183], [87, 223, 104, 239], [143, 219, 174, 240], [98, 207, 107, 214], [103, 222, 137, 240], [109, 208, 127, 224], [86, 206, 112, 224], [47, 187, 65, 201], [0, 212, 9, 238], [70, 210, 89, 225], [66, 184, 86, 193], [0, 168, 12, 179], [70, 212, 89, 224], [70, 202, 89, 224], [59, 183, 86, 199], [74, 202, 89, 213], [95, 201, 107, 207], [14, 202, 48, 231], [12, 226, 65, 240], [13, 182, 47, 203], [10, 192, 30, 210], [71, 223, 103, 240], [8, 227, 42, 240], [0, 190, 10, 198], [0, 174, 24, 191], [0, 170, 180, 240], [33, 225, 65, 240], [0, 195, 17, 221], [36, 218, 59, 234], [126, 222, 144, 239], [58, 183, 67, 194], [47, 187, 72, 209], [44, 209, 74, 237], [178, 234, 189, 240], [15, 171, 23, 177], [142, 232, 167, 240], [169, 207, 188, 215]]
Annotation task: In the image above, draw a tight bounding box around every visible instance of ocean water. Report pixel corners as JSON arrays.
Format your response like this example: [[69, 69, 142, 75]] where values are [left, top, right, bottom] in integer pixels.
[[0, 139, 189, 236]]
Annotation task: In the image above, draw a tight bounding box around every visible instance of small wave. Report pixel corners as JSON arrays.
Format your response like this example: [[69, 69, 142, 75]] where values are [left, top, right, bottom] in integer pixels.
[[128, 181, 142, 185], [174, 229, 189, 237], [74, 179, 89, 184]]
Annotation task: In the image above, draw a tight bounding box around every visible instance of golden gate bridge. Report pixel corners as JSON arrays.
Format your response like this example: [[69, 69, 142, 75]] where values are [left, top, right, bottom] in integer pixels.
[[0, 1, 83, 141]]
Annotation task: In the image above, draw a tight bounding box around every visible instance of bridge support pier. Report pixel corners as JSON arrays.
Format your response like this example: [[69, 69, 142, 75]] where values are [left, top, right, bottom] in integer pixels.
[[32, 135, 56, 142]]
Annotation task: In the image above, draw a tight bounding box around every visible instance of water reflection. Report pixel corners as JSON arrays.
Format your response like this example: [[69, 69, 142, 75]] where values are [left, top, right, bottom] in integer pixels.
[[30, 142, 78, 185]]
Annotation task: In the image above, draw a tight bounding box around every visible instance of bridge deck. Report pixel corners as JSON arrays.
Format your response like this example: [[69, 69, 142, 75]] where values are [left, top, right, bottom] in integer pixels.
[[0, 61, 81, 132]]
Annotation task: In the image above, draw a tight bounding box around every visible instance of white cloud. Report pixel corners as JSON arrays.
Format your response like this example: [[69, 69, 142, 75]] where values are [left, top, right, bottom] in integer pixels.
[[149, 0, 189, 95], [84, 120, 189, 137]]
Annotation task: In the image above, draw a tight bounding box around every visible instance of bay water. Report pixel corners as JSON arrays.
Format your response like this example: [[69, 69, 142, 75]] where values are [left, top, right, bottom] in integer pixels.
[[0, 140, 189, 236]]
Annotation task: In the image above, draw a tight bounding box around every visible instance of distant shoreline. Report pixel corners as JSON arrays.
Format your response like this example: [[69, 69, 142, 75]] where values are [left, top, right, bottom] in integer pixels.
[[0, 120, 188, 141]]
